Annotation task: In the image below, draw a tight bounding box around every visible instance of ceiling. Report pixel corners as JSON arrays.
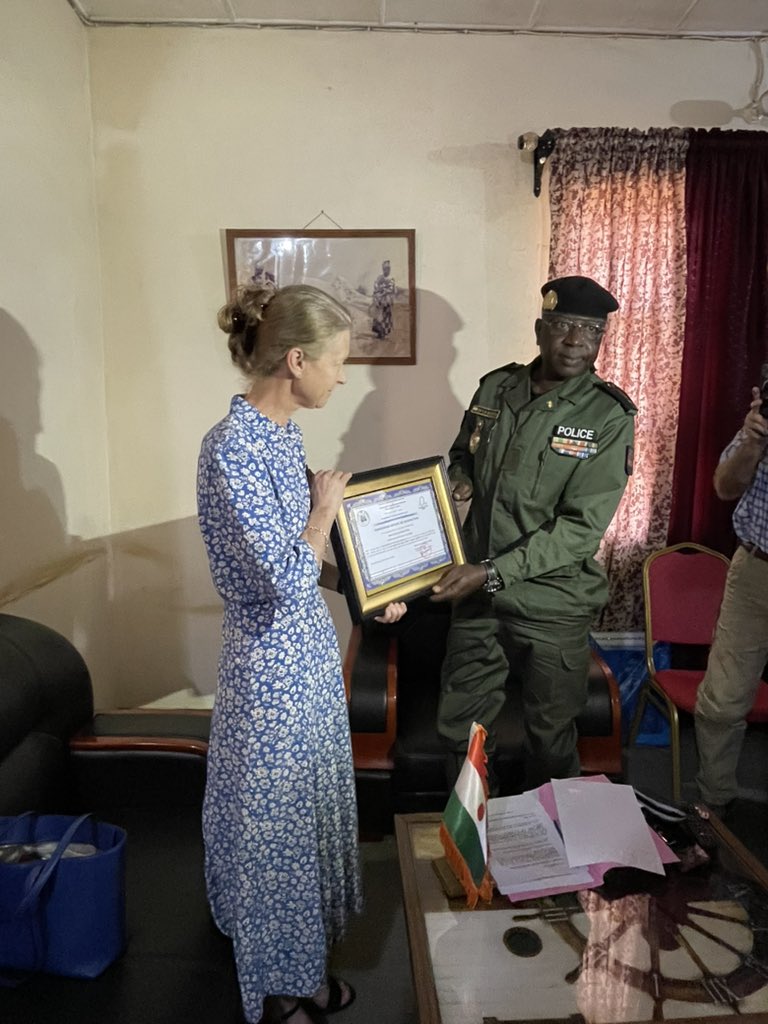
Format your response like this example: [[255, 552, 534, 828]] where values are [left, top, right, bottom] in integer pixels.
[[66, 0, 768, 39]]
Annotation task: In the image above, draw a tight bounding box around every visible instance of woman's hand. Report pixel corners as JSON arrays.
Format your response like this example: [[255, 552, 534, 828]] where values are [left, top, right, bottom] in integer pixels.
[[303, 469, 351, 564], [374, 602, 407, 624], [310, 469, 352, 519]]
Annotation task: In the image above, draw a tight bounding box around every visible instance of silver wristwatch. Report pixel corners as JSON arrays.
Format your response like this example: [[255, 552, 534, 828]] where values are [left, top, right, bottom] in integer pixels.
[[480, 559, 504, 593]]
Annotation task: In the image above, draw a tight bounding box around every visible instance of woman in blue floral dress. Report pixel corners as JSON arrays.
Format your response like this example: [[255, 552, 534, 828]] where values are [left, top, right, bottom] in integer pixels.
[[197, 284, 404, 1024]]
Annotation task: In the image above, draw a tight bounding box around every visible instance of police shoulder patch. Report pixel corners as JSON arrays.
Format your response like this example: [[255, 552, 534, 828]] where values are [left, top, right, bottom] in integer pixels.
[[479, 361, 524, 384], [595, 380, 637, 414]]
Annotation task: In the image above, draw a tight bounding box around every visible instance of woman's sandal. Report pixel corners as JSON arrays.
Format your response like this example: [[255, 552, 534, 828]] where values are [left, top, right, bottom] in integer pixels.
[[277, 1005, 303, 1023], [275, 1000, 327, 1024], [262, 976, 353, 1024], [311, 976, 356, 1016]]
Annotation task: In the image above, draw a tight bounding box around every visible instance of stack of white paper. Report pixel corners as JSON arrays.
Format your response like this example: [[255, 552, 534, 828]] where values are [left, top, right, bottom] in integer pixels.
[[488, 777, 667, 899], [487, 792, 592, 896]]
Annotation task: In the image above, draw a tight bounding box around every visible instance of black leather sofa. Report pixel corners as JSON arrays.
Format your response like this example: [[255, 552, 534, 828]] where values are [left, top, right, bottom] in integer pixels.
[[345, 598, 622, 836], [0, 612, 241, 1024]]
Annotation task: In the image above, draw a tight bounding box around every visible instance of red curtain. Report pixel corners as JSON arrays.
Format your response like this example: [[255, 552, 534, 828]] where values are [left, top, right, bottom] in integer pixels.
[[668, 129, 768, 552]]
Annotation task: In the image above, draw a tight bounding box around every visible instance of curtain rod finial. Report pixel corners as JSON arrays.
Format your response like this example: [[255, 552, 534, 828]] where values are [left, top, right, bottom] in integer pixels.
[[533, 130, 556, 197]]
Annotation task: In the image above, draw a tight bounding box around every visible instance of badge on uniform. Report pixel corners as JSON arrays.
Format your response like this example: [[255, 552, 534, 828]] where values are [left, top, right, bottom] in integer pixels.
[[550, 423, 599, 459], [468, 405, 499, 454]]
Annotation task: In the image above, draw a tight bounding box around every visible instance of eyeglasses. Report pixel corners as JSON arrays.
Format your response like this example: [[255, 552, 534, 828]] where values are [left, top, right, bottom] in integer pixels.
[[542, 315, 605, 342]]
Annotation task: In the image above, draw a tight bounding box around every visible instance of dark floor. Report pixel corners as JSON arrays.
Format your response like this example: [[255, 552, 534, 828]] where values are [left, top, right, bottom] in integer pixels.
[[623, 714, 768, 864], [328, 837, 418, 1024]]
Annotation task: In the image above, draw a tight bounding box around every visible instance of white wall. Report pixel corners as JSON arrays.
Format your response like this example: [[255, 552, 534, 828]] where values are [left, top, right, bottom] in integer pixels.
[[1, 10, 759, 706], [0, 0, 115, 702]]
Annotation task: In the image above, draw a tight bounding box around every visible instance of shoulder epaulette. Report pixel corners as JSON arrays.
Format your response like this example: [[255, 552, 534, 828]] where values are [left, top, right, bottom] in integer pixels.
[[479, 361, 523, 384], [595, 379, 637, 414]]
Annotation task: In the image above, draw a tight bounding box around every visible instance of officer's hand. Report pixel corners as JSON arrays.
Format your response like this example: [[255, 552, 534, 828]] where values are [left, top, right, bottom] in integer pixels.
[[744, 387, 768, 446], [430, 564, 487, 602], [451, 480, 473, 503]]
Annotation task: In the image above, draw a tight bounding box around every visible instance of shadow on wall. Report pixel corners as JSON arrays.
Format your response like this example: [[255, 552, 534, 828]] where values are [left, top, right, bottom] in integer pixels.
[[106, 515, 222, 707], [0, 311, 69, 595], [338, 289, 466, 474], [0, 310, 113, 697], [327, 290, 466, 657], [0, 310, 102, 619], [0, 314, 215, 710]]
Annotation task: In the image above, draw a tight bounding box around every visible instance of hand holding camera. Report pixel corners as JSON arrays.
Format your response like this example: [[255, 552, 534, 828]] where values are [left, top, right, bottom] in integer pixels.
[[760, 363, 768, 420], [740, 367, 768, 451], [740, 370, 768, 448]]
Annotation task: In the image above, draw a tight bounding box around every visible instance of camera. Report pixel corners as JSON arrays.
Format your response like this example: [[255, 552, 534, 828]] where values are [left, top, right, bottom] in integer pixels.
[[761, 363, 768, 419]]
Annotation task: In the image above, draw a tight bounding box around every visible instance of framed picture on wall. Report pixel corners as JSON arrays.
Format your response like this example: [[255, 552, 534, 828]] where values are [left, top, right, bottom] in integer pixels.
[[223, 228, 416, 365]]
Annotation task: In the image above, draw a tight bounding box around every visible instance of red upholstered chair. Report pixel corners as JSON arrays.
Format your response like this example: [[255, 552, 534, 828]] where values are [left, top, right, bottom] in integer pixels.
[[628, 542, 768, 803]]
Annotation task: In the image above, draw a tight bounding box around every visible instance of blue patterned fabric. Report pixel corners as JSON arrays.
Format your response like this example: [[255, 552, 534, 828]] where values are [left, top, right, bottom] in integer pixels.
[[721, 429, 768, 550], [197, 395, 362, 1024]]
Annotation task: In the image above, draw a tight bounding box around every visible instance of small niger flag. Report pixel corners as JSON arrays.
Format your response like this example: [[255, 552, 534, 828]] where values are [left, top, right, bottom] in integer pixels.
[[439, 721, 493, 908]]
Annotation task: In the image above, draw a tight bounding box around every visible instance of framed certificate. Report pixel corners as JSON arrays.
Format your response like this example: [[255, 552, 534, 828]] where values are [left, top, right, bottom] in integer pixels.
[[332, 456, 466, 622]]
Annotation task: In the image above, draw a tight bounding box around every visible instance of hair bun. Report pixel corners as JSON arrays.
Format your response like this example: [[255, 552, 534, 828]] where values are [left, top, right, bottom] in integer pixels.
[[253, 286, 276, 323]]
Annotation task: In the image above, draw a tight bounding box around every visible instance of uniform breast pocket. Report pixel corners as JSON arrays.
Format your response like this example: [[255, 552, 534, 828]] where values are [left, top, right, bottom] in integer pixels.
[[532, 444, 581, 498], [500, 445, 523, 474]]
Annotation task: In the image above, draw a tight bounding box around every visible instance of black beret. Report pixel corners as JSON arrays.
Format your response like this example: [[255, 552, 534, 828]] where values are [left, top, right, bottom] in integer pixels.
[[540, 276, 619, 320]]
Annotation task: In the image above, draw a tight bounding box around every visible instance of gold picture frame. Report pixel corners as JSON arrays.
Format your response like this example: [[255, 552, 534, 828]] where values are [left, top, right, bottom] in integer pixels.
[[331, 456, 466, 622], [223, 228, 416, 365]]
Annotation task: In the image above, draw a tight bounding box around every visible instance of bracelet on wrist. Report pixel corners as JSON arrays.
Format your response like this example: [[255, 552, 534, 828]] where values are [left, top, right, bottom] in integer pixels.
[[305, 525, 330, 551]]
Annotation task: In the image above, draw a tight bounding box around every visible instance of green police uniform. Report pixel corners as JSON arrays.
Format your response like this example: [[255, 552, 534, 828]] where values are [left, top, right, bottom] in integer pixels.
[[438, 358, 636, 787]]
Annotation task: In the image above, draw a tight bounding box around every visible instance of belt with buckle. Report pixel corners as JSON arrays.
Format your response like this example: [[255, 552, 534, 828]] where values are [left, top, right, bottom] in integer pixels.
[[741, 541, 768, 563]]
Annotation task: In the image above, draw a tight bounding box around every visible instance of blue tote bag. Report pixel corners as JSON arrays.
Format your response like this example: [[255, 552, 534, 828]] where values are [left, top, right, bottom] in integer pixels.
[[0, 812, 126, 982]]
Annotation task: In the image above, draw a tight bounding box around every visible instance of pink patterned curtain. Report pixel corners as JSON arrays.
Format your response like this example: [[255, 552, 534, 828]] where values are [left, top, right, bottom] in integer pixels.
[[547, 128, 689, 629]]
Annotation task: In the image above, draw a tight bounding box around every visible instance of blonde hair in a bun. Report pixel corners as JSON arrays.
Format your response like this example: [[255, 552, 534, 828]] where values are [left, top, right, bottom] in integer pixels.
[[218, 284, 351, 377]]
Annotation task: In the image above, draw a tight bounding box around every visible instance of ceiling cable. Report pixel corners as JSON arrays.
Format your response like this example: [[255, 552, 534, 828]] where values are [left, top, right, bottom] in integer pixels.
[[63, 2, 768, 42]]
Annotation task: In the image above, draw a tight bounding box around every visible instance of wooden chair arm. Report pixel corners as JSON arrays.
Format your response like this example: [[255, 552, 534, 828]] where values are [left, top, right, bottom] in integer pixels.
[[577, 648, 623, 777], [70, 708, 212, 758], [344, 623, 398, 770], [70, 735, 209, 758]]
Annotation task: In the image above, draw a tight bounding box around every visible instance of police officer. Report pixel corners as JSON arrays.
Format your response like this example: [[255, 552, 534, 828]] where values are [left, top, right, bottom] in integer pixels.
[[432, 275, 636, 790]]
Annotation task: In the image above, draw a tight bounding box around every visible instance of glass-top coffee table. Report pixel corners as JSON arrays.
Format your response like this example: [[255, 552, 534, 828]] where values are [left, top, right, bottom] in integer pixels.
[[395, 810, 768, 1024]]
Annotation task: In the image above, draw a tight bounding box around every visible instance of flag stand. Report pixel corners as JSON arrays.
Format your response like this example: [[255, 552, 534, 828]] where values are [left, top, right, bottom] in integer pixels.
[[439, 721, 495, 907], [432, 856, 467, 900]]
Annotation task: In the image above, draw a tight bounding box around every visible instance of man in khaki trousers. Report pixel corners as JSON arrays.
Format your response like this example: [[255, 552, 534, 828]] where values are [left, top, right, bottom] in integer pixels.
[[694, 384, 768, 814]]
